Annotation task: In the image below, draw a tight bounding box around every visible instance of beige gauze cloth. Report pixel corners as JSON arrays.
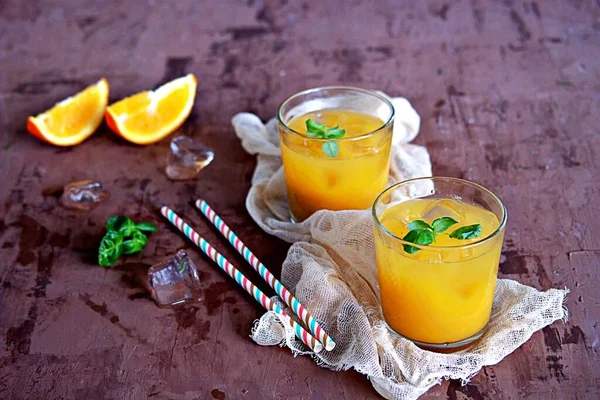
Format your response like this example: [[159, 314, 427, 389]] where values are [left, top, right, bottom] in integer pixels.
[[232, 95, 568, 400]]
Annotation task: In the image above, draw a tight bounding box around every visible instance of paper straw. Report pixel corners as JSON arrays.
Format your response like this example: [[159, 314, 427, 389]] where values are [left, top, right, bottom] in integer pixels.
[[195, 199, 336, 351], [160, 206, 323, 353]]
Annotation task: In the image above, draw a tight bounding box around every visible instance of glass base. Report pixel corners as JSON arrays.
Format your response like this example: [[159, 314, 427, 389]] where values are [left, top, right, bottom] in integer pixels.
[[384, 321, 487, 352]]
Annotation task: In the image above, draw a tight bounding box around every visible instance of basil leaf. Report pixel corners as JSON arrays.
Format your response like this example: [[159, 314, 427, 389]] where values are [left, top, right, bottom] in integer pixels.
[[305, 119, 348, 157], [100, 216, 156, 266], [414, 229, 434, 245], [402, 230, 421, 254], [122, 240, 138, 254], [106, 215, 129, 232], [408, 220, 431, 231], [122, 231, 148, 254], [432, 217, 458, 233], [118, 218, 137, 237], [325, 126, 346, 139], [402, 229, 434, 254], [135, 230, 148, 245], [449, 224, 482, 240], [136, 222, 158, 233], [322, 141, 339, 157], [106, 215, 137, 236], [177, 259, 187, 274], [98, 231, 124, 267], [306, 119, 326, 136]]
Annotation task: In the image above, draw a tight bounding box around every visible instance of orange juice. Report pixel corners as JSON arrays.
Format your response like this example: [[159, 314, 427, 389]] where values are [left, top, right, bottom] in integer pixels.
[[374, 197, 504, 344], [279, 109, 392, 221]]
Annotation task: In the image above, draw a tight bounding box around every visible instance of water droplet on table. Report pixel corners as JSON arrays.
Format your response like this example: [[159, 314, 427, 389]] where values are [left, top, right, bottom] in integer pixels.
[[165, 136, 214, 181], [60, 180, 110, 211], [148, 250, 202, 307]]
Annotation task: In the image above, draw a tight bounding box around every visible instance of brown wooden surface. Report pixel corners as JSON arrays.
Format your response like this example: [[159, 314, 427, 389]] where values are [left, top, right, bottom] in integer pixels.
[[1, 1, 599, 399]]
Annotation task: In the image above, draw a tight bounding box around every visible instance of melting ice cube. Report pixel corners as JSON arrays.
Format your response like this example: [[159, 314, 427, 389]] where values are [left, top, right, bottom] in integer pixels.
[[421, 198, 461, 222], [148, 250, 202, 307], [60, 180, 110, 211], [165, 136, 214, 181]]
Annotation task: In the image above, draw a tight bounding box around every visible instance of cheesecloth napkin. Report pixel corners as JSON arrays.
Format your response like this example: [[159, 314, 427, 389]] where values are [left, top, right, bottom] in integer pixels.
[[232, 96, 568, 399]]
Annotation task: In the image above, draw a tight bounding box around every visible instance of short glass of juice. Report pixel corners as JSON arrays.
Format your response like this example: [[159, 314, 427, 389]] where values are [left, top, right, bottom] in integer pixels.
[[372, 177, 507, 349], [277, 87, 395, 222]]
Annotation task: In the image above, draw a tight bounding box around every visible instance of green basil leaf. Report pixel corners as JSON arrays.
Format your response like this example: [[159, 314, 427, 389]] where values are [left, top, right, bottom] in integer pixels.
[[402, 230, 419, 254], [98, 231, 124, 267], [403, 229, 420, 244], [325, 126, 346, 139], [118, 218, 137, 237], [177, 260, 187, 274], [123, 231, 148, 254], [122, 240, 139, 254], [135, 222, 158, 233], [322, 141, 339, 157], [432, 217, 458, 233], [402, 244, 420, 254], [106, 216, 129, 232], [402, 229, 434, 254], [407, 220, 431, 231], [449, 224, 482, 240], [134, 230, 148, 246], [414, 229, 434, 245], [306, 119, 326, 136]]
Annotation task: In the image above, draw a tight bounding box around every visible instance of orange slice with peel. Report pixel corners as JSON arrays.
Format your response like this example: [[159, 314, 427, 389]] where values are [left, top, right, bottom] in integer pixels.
[[105, 74, 197, 145], [27, 78, 109, 146]]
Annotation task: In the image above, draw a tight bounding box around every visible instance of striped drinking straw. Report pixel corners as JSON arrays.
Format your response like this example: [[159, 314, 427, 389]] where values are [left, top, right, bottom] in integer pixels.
[[195, 199, 336, 351], [160, 206, 323, 353]]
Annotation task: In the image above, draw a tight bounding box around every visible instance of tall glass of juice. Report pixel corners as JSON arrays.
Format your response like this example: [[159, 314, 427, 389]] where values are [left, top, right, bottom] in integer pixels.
[[277, 87, 395, 222], [372, 177, 507, 349]]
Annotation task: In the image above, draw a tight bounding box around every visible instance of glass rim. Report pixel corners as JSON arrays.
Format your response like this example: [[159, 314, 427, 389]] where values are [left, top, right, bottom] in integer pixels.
[[371, 176, 508, 251], [276, 86, 395, 142]]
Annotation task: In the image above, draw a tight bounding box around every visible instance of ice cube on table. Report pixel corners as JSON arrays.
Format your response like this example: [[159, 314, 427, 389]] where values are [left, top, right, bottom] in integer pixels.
[[148, 250, 202, 307], [60, 180, 110, 211], [421, 198, 461, 222], [166, 136, 214, 181]]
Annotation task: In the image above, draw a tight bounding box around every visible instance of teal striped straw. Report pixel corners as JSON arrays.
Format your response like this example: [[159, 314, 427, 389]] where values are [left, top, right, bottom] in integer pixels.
[[160, 206, 323, 353], [195, 199, 335, 351]]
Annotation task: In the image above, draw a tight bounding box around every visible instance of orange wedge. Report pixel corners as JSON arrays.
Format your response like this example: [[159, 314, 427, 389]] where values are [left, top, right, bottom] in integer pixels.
[[105, 74, 197, 145], [27, 78, 109, 146]]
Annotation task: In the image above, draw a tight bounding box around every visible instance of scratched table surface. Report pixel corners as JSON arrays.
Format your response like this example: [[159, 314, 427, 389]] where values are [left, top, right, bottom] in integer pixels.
[[1, 1, 599, 399]]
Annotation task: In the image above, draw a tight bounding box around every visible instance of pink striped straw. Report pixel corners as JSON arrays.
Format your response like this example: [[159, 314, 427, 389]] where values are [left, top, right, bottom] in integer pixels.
[[195, 199, 336, 351], [160, 206, 323, 353]]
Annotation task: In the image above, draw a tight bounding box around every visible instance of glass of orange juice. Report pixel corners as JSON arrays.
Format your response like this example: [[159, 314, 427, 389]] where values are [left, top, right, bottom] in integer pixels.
[[372, 177, 507, 349], [277, 87, 394, 222]]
